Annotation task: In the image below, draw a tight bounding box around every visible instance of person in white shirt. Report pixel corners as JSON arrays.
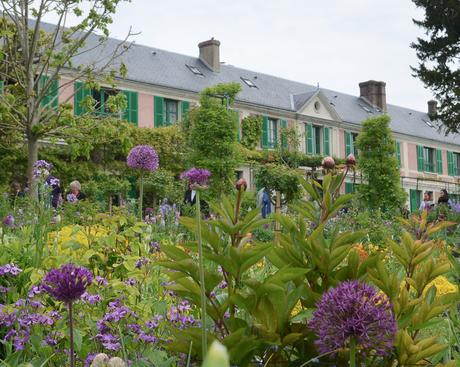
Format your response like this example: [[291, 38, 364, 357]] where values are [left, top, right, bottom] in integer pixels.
[[419, 191, 433, 211]]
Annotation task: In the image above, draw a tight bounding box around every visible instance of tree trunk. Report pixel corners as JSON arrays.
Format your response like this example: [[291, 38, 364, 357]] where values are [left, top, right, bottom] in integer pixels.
[[27, 135, 39, 196]]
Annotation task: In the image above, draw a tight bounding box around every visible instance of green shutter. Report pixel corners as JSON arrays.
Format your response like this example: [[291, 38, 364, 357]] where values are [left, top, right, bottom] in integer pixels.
[[281, 119, 288, 149], [74, 81, 92, 116], [436, 149, 443, 174], [261, 116, 269, 148], [345, 131, 352, 156], [345, 182, 354, 194], [410, 189, 420, 212], [0, 80, 4, 94], [122, 90, 138, 125], [40, 75, 59, 109], [323, 127, 330, 155], [154, 96, 164, 127], [447, 151, 454, 176], [416, 145, 424, 172], [181, 100, 190, 121], [396, 141, 401, 167], [306, 123, 313, 154]]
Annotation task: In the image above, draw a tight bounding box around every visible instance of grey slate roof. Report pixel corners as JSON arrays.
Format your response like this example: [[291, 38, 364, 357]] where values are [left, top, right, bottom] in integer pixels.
[[70, 28, 460, 146]]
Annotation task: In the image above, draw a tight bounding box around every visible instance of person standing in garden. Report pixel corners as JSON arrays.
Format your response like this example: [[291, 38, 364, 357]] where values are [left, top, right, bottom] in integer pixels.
[[419, 191, 433, 211], [66, 181, 86, 203], [438, 189, 451, 208], [261, 189, 272, 218]]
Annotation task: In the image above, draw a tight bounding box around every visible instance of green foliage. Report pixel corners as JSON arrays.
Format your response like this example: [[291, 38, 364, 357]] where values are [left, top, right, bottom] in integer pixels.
[[411, 0, 460, 133], [186, 83, 243, 196], [255, 163, 301, 203], [240, 115, 262, 150], [355, 115, 406, 212], [143, 168, 183, 206]]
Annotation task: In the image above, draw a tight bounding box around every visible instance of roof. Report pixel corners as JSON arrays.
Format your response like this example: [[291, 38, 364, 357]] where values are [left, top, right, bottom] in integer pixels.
[[65, 24, 460, 146]]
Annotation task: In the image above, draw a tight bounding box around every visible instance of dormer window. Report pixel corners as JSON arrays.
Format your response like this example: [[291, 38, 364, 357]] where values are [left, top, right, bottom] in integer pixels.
[[186, 65, 204, 76], [241, 77, 257, 88]]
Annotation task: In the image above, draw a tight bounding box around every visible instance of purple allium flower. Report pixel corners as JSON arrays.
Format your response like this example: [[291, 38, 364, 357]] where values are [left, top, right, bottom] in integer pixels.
[[0, 263, 22, 276], [321, 156, 335, 170], [46, 176, 60, 188], [309, 280, 397, 358], [41, 263, 93, 304], [2, 214, 14, 227], [126, 145, 159, 171], [33, 160, 52, 179], [180, 168, 211, 187]]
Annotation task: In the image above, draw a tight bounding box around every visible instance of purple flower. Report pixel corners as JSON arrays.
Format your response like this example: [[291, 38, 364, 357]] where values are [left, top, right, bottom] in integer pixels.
[[67, 193, 78, 203], [96, 276, 108, 286], [28, 285, 42, 298], [84, 353, 96, 367], [135, 257, 150, 269], [41, 263, 93, 304], [0, 264, 22, 276], [180, 168, 211, 187], [124, 278, 137, 286], [46, 176, 60, 188], [126, 145, 159, 171], [2, 214, 14, 228], [81, 292, 102, 305], [309, 280, 397, 358], [149, 241, 160, 253], [33, 160, 52, 179]]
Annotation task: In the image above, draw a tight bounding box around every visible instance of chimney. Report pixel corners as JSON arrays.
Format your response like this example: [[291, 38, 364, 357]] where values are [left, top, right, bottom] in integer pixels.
[[359, 80, 387, 112], [198, 38, 220, 72], [427, 100, 437, 116]]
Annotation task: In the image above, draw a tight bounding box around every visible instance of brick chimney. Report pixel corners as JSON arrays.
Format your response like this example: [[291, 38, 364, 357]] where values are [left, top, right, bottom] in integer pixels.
[[198, 38, 220, 72], [427, 100, 437, 116], [359, 80, 387, 112]]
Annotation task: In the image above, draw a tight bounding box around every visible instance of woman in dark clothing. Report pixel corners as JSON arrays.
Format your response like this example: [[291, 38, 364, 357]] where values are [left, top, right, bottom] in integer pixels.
[[66, 180, 86, 202], [438, 189, 450, 207]]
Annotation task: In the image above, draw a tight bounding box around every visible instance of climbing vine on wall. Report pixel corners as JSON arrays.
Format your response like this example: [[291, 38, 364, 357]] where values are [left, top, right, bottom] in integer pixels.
[[241, 115, 262, 150]]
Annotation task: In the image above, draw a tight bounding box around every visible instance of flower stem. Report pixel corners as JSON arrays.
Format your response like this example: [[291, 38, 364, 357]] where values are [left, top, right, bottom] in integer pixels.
[[350, 338, 356, 367], [68, 302, 75, 367], [195, 190, 207, 358], [139, 170, 144, 220]]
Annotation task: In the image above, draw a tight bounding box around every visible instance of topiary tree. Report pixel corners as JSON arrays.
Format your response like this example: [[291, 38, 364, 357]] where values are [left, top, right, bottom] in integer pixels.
[[355, 115, 406, 212], [186, 83, 242, 196]]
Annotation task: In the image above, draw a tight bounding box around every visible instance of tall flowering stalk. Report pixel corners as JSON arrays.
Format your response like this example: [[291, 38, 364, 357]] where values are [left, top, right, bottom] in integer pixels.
[[309, 280, 396, 366], [127, 145, 159, 219], [42, 264, 93, 367], [180, 167, 211, 359]]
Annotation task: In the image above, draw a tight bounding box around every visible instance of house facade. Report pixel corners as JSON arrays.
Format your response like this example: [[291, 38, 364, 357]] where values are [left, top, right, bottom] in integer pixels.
[[53, 36, 460, 212]]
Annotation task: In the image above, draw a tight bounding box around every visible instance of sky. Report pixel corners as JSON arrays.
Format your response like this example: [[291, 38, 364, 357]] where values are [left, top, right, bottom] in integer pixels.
[[49, 0, 433, 112]]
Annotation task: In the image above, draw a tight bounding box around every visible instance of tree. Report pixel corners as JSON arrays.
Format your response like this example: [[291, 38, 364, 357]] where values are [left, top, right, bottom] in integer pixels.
[[186, 83, 242, 196], [355, 115, 406, 212], [0, 0, 134, 186], [411, 0, 460, 133]]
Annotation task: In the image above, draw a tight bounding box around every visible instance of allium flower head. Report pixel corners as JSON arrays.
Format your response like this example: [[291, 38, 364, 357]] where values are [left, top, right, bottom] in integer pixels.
[[67, 193, 78, 203], [346, 153, 356, 167], [309, 280, 396, 357], [2, 214, 14, 227], [321, 156, 335, 170], [180, 168, 211, 188], [126, 145, 159, 171], [235, 178, 247, 191], [33, 160, 52, 179], [41, 263, 93, 304]]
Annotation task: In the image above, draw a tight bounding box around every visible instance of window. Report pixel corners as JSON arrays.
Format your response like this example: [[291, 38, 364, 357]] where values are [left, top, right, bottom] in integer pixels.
[[423, 147, 435, 173], [455, 153, 460, 176], [313, 125, 322, 155], [92, 88, 118, 115], [345, 131, 358, 157], [267, 118, 278, 148], [351, 133, 359, 157], [241, 77, 257, 88], [186, 65, 204, 76], [164, 99, 178, 125]]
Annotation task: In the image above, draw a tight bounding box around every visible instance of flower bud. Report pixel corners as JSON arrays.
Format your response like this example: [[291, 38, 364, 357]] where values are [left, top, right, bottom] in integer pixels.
[[321, 156, 335, 170], [91, 353, 109, 367], [346, 153, 356, 167], [2, 214, 14, 227], [108, 357, 125, 367], [202, 341, 230, 367], [235, 178, 247, 191]]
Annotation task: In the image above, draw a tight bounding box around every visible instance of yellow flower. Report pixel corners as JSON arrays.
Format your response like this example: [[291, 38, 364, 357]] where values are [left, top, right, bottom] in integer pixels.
[[424, 276, 458, 296]]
